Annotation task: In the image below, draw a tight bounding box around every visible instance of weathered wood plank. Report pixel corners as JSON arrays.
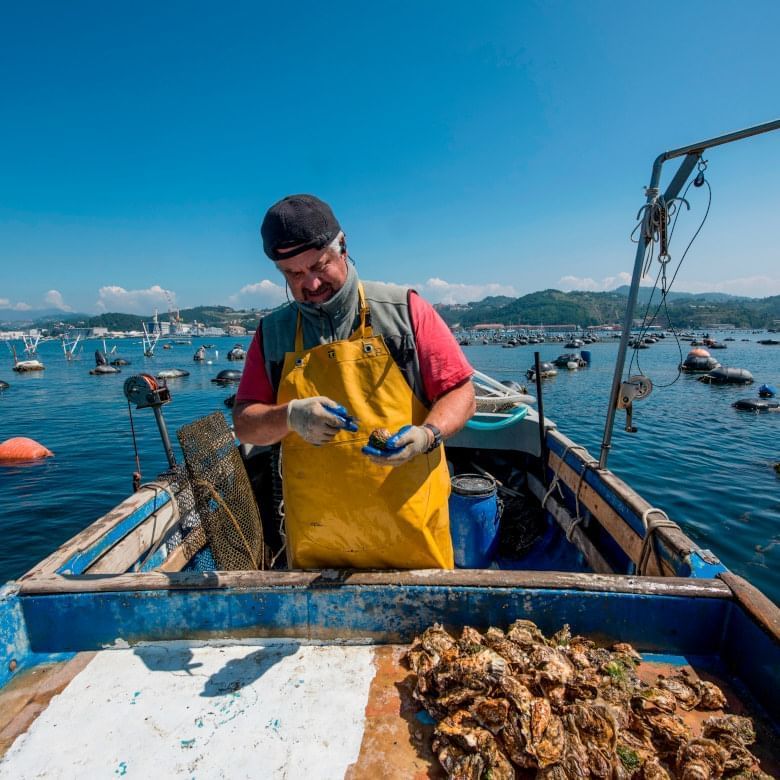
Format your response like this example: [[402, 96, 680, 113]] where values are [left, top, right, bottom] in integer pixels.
[[719, 571, 780, 641], [527, 474, 614, 574], [547, 449, 662, 572], [19, 485, 173, 579], [17, 569, 731, 598], [87, 504, 178, 574], [0, 653, 95, 758], [548, 429, 695, 565], [157, 526, 208, 573]]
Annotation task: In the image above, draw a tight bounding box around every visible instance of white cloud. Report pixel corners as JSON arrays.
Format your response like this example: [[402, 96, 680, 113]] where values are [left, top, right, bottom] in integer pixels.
[[95, 284, 175, 314], [557, 271, 657, 292], [0, 298, 32, 310], [44, 289, 73, 311], [676, 275, 780, 298], [370, 278, 518, 305], [228, 279, 287, 309]]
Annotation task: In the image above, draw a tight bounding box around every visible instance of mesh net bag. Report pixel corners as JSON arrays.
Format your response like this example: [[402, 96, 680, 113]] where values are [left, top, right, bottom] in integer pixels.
[[176, 412, 265, 570]]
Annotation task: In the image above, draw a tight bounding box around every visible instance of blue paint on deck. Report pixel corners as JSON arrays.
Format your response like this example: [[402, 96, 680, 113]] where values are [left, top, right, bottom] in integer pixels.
[[57, 491, 171, 575], [686, 550, 728, 579], [721, 604, 780, 729], [0, 584, 74, 688], [114, 761, 128, 776], [180, 738, 196, 749], [19, 584, 731, 659], [639, 653, 690, 666]]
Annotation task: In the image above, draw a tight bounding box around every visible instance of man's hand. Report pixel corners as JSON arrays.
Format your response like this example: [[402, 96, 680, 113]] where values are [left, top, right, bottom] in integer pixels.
[[287, 396, 346, 445], [366, 425, 432, 466]]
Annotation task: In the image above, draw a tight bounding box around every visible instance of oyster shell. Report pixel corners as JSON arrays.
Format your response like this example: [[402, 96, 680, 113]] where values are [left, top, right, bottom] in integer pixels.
[[701, 713, 756, 746], [407, 620, 764, 780], [657, 671, 701, 711], [367, 427, 392, 450], [433, 710, 515, 780], [675, 737, 727, 780]]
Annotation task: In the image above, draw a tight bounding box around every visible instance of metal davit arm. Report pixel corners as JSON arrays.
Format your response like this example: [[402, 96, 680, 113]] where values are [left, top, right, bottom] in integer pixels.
[[598, 119, 780, 470]]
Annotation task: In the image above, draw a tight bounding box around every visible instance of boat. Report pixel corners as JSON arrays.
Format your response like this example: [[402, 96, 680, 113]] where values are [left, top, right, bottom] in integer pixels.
[[679, 349, 720, 372], [1, 121, 780, 777], [11, 359, 45, 373], [526, 361, 558, 380], [9, 345, 44, 372], [552, 352, 586, 368], [697, 366, 754, 385]]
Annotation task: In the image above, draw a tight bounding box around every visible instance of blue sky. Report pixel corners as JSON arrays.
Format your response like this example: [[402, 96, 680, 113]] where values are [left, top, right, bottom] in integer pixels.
[[1, 1, 779, 315]]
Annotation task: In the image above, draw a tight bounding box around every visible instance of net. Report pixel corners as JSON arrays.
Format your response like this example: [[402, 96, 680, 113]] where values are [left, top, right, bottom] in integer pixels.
[[176, 412, 266, 570]]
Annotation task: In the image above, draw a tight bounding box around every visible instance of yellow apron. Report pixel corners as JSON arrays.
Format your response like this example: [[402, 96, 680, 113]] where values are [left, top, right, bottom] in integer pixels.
[[277, 284, 454, 569]]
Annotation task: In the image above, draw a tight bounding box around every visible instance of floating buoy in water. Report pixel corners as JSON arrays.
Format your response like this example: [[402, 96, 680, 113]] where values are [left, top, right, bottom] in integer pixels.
[[697, 367, 754, 385], [0, 380, 9, 390], [157, 369, 190, 379], [0, 437, 54, 462], [90, 365, 121, 375], [732, 398, 780, 412], [680, 351, 719, 372], [212, 369, 242, 385]]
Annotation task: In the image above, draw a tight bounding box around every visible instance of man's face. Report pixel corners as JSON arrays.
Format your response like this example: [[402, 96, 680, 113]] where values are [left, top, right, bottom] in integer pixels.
[[275, 243, 347, 304]]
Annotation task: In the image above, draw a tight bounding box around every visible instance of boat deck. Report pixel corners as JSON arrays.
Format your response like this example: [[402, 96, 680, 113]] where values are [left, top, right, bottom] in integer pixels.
[[1, 639, 777, 778]]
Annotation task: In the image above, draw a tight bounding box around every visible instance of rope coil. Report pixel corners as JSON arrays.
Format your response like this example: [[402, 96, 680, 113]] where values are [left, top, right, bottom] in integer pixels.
[[637, 507, 680, 576], [541, 443, 597, 542]]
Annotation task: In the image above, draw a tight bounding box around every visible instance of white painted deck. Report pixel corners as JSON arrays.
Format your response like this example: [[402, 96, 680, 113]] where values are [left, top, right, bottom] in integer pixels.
[[0, 640, 377, 779]]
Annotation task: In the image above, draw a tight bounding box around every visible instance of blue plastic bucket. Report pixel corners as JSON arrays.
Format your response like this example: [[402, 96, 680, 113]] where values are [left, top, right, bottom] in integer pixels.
[[449, 474, 500, 568], [581, 350, 592, 365]]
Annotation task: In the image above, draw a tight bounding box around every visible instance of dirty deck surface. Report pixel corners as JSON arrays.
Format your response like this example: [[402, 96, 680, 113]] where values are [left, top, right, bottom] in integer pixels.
[[0, 641, 777, 778]]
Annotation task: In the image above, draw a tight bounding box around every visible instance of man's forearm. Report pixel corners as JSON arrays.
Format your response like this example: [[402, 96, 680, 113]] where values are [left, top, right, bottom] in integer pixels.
[[423, 379, 476, 439], [232, 401, 290, 445]]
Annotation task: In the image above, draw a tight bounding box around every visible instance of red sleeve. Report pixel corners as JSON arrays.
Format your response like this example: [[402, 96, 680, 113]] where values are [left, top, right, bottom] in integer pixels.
[[409, 291, 474, 402], [235, 329, 275, 405]]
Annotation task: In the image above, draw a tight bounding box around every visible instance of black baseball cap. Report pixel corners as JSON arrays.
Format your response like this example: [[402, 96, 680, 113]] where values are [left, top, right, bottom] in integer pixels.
[[261, 194, 341, 261]]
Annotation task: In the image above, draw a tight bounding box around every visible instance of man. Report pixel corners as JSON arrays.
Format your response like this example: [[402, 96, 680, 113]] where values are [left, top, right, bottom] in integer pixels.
[[233, 194, 475, 569]]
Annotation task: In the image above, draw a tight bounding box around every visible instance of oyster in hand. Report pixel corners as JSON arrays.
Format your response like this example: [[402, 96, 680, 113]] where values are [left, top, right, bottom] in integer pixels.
[[367, 427, 393, 451]]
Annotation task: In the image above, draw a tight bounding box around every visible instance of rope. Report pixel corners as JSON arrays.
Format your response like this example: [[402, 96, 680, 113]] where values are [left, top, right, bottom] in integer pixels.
[[269, 449, 287, 569], [541, 443, 595, 541], [568, 457, 599, 542], [637, 507, 680, 576], [192, 478, 262, 570], [134, 481, 181, 572], [127, 400, 143, 491]]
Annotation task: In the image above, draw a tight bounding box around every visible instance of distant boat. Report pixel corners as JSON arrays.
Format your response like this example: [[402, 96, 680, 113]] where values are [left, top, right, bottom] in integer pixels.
[[9, 345, 44, 372]]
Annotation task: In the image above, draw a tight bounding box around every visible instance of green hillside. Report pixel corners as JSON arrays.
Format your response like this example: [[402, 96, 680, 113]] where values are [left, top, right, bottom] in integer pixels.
[[436, 290, 780, 329]]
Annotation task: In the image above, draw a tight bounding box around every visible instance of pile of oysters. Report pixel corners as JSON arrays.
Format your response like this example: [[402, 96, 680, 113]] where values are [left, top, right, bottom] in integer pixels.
[[405, 620, 771, 779]]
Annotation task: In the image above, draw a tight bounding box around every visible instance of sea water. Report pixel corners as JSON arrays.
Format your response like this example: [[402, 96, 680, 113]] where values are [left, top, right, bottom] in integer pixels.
[[0, 333, 777, 605]]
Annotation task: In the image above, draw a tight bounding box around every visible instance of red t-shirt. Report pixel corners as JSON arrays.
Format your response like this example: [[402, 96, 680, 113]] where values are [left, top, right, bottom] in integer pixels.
[[235, 291, 472, 405]]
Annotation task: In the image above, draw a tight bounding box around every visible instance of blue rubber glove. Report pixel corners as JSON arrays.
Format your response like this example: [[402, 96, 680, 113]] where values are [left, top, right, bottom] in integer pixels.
[[287, 397, 356, 445], [363, 425, 432, 466]]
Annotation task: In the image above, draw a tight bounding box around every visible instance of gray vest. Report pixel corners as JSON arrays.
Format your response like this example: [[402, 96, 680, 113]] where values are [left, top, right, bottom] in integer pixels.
[[257, 276, 429, 408]]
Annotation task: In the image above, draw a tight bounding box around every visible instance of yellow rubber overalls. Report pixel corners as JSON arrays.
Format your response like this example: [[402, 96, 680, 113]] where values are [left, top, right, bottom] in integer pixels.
[[277, 284, 454, 569]]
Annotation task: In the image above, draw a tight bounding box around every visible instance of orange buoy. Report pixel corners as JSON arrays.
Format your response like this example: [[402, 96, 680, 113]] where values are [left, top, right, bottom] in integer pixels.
[[689, 348, 711, 358], [0, 437, 54, 462]]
